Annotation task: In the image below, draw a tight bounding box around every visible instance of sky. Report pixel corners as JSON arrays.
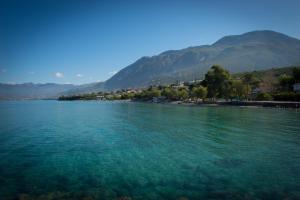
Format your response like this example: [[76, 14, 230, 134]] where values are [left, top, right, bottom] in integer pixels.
[[0, 0, 300, 85]]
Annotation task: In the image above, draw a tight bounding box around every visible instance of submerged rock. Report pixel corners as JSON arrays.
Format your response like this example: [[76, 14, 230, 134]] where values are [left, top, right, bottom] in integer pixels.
[[213, 158, 245, 168], [117, 197, 132, 200], [176, 197, 189, 200]]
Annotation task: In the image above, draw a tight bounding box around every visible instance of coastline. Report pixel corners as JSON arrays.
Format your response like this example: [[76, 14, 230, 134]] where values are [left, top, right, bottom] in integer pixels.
[[131, 99, 300, 109], [6, 98, 292, 109]]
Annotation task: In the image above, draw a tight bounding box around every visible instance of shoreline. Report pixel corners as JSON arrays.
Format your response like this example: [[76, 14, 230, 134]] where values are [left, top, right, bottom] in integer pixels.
[[131, 99, 300, 109], [4, 99, 299, 109], [218, 100, 300, 108]]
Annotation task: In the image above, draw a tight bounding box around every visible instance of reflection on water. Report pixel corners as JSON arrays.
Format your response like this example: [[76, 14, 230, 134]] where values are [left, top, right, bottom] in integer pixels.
[[0, 101, 300, 200]]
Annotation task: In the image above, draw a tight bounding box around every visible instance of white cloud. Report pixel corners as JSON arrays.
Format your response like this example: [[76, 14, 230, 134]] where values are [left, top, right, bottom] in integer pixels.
[[76, 74, 83, 78], [28, 71, 35, 75], [96, 80, 102, 82], [108, 70, 118, 76], [55, 72, 64, 78]]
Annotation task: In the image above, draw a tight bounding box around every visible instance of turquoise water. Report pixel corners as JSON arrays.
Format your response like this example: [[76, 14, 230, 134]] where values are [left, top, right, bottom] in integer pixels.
[[0, 101, 300, 200]]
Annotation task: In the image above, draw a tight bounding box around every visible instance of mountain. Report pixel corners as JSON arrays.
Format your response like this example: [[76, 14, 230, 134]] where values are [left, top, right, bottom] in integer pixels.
[[0, 82, 106, 100], [58, 82, 104, 96], [0, 83, 77, 100], [104, 30, 300, 89]]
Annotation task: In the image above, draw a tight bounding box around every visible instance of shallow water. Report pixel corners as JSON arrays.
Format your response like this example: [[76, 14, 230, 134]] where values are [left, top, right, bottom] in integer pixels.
[[0, 100, 300, 200]]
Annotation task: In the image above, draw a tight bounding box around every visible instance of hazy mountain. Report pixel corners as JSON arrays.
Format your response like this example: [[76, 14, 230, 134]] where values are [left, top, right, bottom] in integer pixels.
[[104, 30, 300, 89], [0, 82, 106, 100], [58, 82, 104, 96], [0, 83, 77, 100]]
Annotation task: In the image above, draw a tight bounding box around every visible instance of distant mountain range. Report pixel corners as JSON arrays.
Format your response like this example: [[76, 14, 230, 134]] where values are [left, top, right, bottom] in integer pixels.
[[0, 82, 105, 100], [1, 30, 300, 99], [0, 83, 76, 100]]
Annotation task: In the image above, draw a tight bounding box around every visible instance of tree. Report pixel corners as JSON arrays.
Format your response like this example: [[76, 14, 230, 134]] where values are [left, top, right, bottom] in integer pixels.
[[121, 93, 134, 99], [292, 67, 300, 82], [256, 92, 273, 101], [242, 73, 259, 87], [241, 72, 260, 100], [177, 88, 189, 100], [136, 87, 161, 99], [161, 87, 173, 99], [204, 65, 231, 100], [229, 79, 247, 100], [279, 74, 294, 91], [147, 88, 161, 98], [192, 86, 207, 102]]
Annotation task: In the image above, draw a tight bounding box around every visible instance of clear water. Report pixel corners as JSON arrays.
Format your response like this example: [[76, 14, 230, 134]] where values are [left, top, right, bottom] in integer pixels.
[[0, 101, 300, 200]]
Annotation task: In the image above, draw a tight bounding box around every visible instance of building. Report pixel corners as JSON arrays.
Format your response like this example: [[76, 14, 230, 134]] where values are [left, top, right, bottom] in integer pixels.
[[293, 83, 300, 93], [96, 95, 105, 100], [251, 88, 261, 95], [187, 79, 202, 85]]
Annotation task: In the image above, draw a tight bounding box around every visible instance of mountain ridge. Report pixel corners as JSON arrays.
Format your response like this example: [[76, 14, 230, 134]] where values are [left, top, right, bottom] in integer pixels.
[[104, 30, 300, 89]]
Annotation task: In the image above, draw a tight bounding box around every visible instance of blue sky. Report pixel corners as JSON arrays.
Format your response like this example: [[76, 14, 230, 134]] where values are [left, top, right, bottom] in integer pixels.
[[1, 0, 300, 85]]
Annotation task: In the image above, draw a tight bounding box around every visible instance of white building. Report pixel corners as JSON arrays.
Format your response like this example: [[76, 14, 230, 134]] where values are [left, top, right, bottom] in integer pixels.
[[293, 83, 300, 93]]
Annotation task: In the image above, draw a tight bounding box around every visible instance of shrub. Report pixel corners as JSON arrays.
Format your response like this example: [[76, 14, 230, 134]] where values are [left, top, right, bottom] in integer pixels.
[[192, 86, 207, 99], [273, 92, 300, 101], [255, 92, 273, 101]]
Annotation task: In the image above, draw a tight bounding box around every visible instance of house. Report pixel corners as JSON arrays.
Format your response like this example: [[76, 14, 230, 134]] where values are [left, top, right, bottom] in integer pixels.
[[293, 83, 300, 93], [171, 81, 184, 88], [96, 95, 105, 100], [251, 88, 261, 95], [126, 89, 137, 94], [187, 79, 202, 85]]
